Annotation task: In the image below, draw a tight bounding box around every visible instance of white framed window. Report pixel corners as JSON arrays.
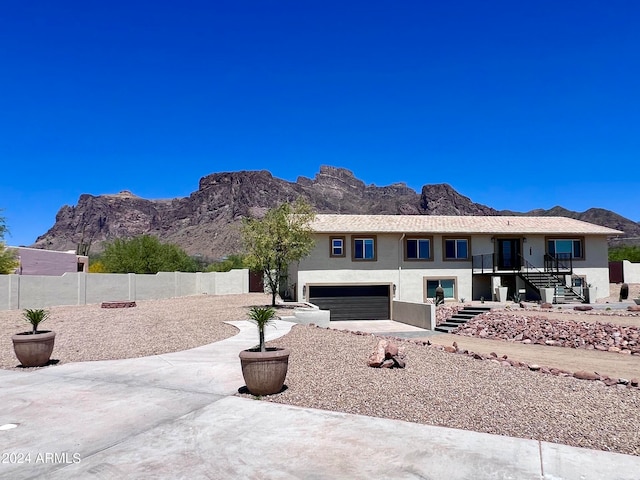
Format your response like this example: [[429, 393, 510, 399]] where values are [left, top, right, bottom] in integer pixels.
[[352, 236, 376, 261], [330, 236, 345, 257]]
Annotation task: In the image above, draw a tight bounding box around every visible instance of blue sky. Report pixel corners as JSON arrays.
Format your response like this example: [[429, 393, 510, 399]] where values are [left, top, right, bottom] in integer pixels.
[[1, 0, 639, 247]]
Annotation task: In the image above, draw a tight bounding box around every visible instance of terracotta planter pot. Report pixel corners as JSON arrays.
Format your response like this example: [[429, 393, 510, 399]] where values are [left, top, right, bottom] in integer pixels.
[[239, 347, 290, 396], [12, 331, 56, 367]]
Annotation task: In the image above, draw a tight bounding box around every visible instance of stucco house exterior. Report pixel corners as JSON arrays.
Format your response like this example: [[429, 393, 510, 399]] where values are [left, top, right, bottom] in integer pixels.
[[289, 215, 622, 320], [8, 247, 88, 276]]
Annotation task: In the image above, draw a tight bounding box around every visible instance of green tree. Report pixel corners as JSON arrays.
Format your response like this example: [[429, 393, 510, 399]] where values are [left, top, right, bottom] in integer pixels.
[[242, 200, 315, 306], [205, 254, 248, 272], [609, 245, 640, 262], [0, 211, 19, 274], [100, 235, 198, 274]]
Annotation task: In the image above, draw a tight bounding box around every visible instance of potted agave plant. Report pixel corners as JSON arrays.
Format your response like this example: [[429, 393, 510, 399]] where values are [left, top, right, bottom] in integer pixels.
[[239, 306, 290, 396], [12, 308, 56, 367]]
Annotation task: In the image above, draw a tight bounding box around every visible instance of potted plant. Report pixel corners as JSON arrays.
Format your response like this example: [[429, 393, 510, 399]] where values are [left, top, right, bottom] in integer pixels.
[[12, 308, 56, 367], [239, 306, 290, 396], [584, 283, 596, 304], [540, 280, 555, 304], [495, 285, 508, 302]]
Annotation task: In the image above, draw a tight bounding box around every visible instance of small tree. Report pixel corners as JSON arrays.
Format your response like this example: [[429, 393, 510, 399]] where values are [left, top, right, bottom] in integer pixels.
[[242, 200, 315, 306], [100, 235, 198, 274], [0, 211, 19, 274], [248, 306, 276, 352]]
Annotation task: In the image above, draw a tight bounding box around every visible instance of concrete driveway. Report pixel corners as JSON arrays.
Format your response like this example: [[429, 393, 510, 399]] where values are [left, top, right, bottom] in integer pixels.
[[1, 319, 639, 480]]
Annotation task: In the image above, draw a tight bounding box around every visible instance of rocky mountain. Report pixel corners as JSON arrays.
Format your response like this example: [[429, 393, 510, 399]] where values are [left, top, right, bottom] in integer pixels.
[[33, 166, 639, 259]]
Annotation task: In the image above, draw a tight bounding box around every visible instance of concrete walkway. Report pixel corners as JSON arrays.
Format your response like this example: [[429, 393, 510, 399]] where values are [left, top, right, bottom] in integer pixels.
[[1, 321, 639, 479]]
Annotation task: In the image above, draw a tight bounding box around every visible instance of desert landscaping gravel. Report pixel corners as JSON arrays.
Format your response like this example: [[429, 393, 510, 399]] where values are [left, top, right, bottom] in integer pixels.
[[265, 324, 640, 457], [3, 290, 640, 457], [0, 293, 271, 370]]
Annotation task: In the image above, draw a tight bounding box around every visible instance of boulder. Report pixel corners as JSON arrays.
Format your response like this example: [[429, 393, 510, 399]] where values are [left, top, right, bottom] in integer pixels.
[[385, 342, 399, 358], [573, 371, 600, 381], [368, 339, 388, 367], [392, 356, 406, 368], [573, 305, 593, 311]]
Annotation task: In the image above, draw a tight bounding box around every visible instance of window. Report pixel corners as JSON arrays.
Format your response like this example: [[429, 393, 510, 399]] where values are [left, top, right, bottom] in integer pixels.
[[444, 238, 469, 260], [547, 238, 584, 259], [330, 236, 345, 257], [352, 236, 376, 261], [405, 237, 432, 260], [426, 278, 456, 300]]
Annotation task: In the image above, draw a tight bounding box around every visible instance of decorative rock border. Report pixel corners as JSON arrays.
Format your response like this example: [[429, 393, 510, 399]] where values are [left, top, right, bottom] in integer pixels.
[[453, 312, 640, 355], [315, 325, 640, 391], [100, 301, 137, 308]]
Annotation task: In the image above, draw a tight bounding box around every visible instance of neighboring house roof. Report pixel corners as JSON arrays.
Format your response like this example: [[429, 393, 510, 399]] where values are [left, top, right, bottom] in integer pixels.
[[308, 215, 624, 236]]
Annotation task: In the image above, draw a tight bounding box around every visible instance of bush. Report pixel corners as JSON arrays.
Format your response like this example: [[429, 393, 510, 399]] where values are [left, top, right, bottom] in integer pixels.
[[100, 235, 198, 274], [609, 245, 640, 262], [205, 254, 247, 272]]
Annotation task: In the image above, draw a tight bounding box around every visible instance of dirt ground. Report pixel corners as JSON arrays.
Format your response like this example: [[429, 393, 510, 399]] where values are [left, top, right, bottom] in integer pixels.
[[427, 332, 640, 381], [427, 286, 640, 381]]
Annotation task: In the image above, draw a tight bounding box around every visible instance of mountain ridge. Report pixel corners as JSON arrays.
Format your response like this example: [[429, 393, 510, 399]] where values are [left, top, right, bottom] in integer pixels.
[[32, 166, 639, 259]]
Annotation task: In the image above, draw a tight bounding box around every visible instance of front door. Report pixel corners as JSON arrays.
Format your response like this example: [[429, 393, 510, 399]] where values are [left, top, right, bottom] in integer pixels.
[[497, 239, 521, 270]]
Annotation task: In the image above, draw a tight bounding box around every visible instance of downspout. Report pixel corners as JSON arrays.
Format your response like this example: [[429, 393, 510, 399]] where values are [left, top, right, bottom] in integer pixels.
[[397, 233, 405, 300]]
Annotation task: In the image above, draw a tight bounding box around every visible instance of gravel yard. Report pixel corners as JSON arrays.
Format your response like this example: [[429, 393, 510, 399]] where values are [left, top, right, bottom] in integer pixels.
[[264, 324, 640, 457], [0, 293, 271, 370], [3, 291, 640, 457]]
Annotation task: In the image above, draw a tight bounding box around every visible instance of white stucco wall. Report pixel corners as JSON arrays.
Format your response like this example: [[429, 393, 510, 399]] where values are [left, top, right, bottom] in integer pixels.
[[294, 232, 614, 303], [9, 247, 86, 276], [297, 233, 475, 303], [0, 269, 250, 310], [623, 260, 640, 284]]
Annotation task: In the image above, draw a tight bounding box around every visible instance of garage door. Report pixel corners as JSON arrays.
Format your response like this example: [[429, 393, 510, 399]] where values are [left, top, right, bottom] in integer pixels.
[[308, 285, 390, 321]]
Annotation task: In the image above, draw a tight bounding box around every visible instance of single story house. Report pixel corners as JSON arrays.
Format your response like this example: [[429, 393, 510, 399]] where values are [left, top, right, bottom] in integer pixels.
[[9, 247, 89, 276], [289, 215, 622, 320]]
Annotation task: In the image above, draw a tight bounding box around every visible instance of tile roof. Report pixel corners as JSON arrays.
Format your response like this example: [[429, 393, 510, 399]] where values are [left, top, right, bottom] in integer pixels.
[[309, 215, 623, 235]]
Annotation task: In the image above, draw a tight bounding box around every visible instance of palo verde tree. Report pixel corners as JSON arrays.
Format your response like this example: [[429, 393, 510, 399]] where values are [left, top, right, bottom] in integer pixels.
[[242, 200, 316, 306], [100, 235, 198, 274], [0, 210, 19, 274]]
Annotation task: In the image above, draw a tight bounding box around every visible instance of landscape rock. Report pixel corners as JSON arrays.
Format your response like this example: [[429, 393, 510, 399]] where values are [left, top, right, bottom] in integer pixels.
[[380, 359, 395, 368], [573, 371, 600, 381], [573, 305, 593, 311], [453, 311, 640, 354], [369, 339, 405, 369], [368, 339, 388, 367], [385, 342, 399, 358]]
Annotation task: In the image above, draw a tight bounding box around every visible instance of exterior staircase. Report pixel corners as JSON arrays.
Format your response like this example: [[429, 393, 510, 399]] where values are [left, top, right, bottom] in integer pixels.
[[519, 271, 585, 303], [434, 305, 492, 334]]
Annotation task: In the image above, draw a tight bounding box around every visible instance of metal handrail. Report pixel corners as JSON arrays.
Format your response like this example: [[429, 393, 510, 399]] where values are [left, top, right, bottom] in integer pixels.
[[472, 253, 494, 274], [544, 253, 573, 273]]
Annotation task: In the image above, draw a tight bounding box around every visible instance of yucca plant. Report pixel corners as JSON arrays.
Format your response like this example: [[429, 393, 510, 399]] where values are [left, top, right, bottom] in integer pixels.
[[22, 308, 50, 334], [248, 306, 276, 352]]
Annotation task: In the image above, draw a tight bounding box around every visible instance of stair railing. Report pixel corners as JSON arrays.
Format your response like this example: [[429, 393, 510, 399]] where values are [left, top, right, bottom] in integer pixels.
[[544, 253, 573, 274]]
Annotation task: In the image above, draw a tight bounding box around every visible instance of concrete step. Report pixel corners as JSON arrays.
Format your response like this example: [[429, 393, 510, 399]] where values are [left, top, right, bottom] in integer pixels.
[[435, 306, 492, 333], [434, 323, 459, 333], [447, 317, 471, 324]]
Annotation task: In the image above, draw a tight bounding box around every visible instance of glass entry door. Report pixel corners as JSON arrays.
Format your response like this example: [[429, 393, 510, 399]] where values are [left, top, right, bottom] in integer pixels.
[[497, 239, 521, 270]]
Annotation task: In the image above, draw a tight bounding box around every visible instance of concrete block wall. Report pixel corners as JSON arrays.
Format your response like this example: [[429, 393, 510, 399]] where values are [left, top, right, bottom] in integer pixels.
[[623, 260, 640, 284], [392, 300, 436, 330], [0, 269, 250, 310]]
